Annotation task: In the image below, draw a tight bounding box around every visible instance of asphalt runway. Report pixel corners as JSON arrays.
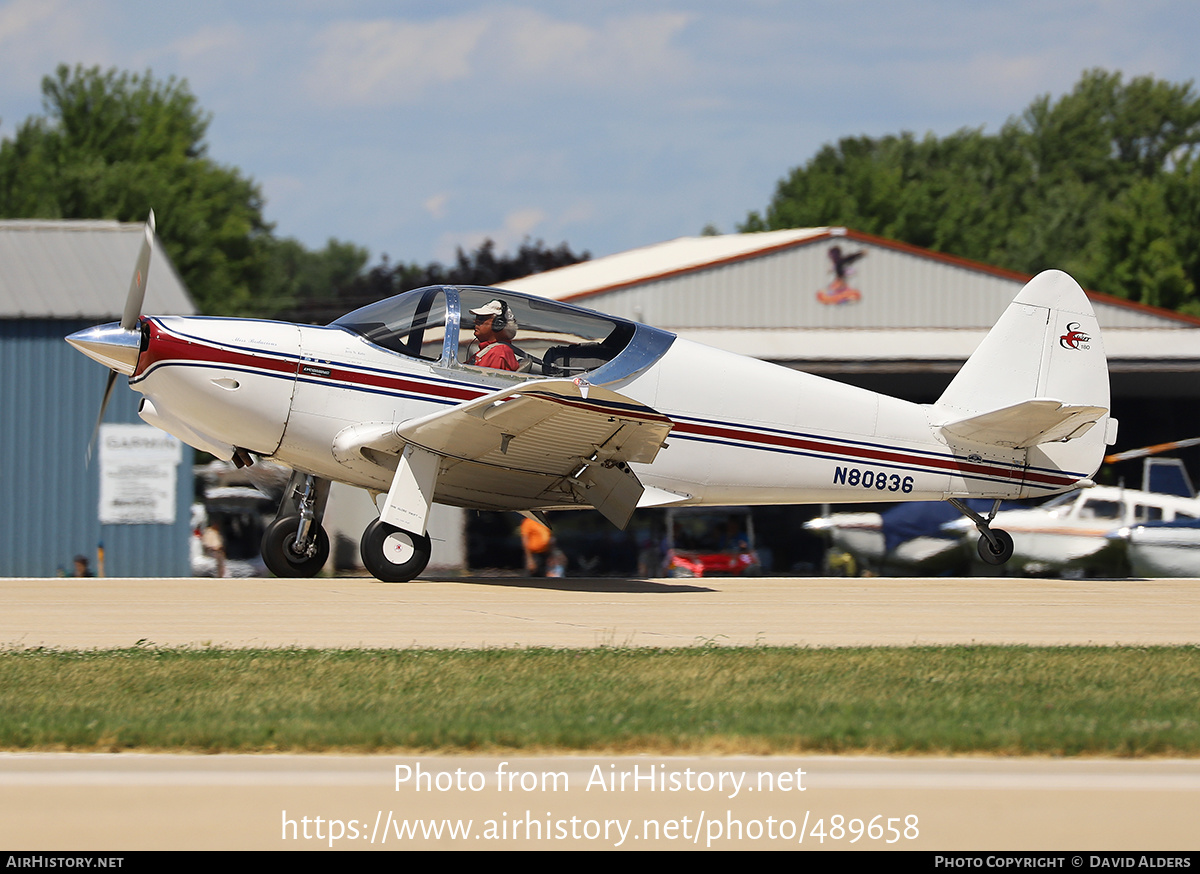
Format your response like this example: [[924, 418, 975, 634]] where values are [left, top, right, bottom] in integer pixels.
[[5, 752, 1200, 851], [2, 574, 1199, 851], [4, 574, 1200, 649]]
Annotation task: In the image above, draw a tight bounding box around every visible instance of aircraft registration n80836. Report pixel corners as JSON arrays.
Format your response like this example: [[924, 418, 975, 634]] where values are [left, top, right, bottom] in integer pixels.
[[67, 213, 1118, 581]]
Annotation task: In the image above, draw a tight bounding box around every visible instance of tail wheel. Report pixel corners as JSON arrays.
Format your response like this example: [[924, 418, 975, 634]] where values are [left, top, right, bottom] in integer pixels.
[[977, 529, 1015, 566], [361, 519, 431, 582], [261, 514, 330, 578]]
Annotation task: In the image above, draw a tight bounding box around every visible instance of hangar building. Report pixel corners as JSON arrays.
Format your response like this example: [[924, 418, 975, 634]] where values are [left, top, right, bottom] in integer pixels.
[[502, 227, 1200, 463], [499, 228, 1200, 573], [0, 220, 196, 577]]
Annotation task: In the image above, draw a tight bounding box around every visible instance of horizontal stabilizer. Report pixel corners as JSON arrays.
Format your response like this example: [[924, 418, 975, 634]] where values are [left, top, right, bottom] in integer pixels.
[[939, 398, 1108, 449]]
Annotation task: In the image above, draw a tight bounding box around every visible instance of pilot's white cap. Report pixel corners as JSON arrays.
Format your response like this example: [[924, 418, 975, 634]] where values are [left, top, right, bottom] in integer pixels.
[[470, 300, 507, 317]]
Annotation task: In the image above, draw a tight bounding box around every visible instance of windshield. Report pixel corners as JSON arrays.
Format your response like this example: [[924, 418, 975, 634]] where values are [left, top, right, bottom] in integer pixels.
[[1039, 491, 1081, 517], [331, 287, 448, 361], [334, 285, 638, 376], [332, 285, 670, 382], [1078, 498, 1122, 520]]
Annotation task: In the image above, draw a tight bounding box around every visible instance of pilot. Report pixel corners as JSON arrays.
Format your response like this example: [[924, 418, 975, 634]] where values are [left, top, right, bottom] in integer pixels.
[[468, 299, 519, 371]]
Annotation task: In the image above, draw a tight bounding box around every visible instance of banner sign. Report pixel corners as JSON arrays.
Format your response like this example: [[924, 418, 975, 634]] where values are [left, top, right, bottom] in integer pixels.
[[98, 425, 183, 525]]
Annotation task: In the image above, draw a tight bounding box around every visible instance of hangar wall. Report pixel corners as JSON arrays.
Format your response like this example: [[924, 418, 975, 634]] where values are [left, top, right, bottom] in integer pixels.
[[0, 319, 193, 577], [0, 221, 198, 578], [499, 229, 1200, 572]]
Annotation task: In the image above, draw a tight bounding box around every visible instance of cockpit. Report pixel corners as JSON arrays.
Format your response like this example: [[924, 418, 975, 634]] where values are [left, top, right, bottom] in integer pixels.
[[331, 285, 674, 384]]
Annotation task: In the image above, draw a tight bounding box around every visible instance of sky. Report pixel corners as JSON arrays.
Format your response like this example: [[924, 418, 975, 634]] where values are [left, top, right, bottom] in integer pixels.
[[2, 0, 1200, 268]]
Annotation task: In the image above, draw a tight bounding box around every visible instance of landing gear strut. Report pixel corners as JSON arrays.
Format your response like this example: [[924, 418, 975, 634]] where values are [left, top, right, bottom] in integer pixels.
[[261, 472, 331, 578], [360, 518, 431, 583], [948, 498, 1015, 566]]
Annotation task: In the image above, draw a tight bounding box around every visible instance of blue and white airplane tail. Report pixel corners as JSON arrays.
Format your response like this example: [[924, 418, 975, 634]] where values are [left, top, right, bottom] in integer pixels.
[[931, 269, 1117, 498]]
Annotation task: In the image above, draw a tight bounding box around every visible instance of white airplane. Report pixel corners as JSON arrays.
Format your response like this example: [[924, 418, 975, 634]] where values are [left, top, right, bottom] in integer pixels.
[[1114, 517, 1200, 578], [942, 484, 1200, 576], [1104, 445, 1200, 578], [66, 213, 1118, 582], [803, 502, 975, 576], [941, 458, 1199, 576], [810, 457, 1200, 577]]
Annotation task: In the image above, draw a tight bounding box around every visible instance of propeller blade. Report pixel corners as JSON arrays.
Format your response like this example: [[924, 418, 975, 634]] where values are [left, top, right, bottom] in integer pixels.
[[120, 210, 155, 331], [1104, 436, 1200, 465], [85, 210, 155, 463], [87, 370, 120, 465]]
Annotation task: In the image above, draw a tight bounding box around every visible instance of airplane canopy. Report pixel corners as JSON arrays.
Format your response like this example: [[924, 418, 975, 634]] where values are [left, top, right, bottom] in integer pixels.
[[331, 284, 675, 384]]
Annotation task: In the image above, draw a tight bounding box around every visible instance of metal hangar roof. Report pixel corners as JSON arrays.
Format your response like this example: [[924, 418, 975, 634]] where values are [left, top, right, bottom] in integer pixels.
[[0, 219, 195, 320], [498, 227, 1200, 376]]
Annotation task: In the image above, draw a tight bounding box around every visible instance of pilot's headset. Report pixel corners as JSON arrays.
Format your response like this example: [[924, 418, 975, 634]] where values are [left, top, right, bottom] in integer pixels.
[[492, 300, 518, 341]]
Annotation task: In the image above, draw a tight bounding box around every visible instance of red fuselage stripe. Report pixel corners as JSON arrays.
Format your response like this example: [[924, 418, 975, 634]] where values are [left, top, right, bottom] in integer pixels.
[[139, 321, 1074, 488]]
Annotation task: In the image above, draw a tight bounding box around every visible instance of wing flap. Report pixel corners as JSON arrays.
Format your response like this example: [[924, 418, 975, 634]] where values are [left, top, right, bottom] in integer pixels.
[[940, 398, 1108, 449], [333, 378, 674, 523], [569, 462, 644, 528], [397, 379, 673, 471]]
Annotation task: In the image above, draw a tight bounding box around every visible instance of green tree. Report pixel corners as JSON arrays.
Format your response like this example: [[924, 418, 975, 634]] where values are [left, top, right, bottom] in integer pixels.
[[742, 68, 1200, 314], [278, 237, 590, 324], [257, 237, 370, 316], [0, 64, 591, 321], [1092, 168, 1200, 316], [0, 64, 273, 314]]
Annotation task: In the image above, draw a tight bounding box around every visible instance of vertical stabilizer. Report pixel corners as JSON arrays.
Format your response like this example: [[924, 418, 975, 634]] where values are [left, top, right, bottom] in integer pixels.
[[933, 270, 1116, 496]]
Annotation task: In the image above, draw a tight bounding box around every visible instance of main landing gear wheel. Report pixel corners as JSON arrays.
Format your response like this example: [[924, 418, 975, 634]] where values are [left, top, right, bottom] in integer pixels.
[[977, 529, 1015, 566], [261, 514, 330, 578], [361, 519, 432, 582]]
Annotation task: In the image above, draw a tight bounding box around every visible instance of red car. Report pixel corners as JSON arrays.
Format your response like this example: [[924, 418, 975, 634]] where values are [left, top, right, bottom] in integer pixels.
[[663, 508, 762, 578], [665, 547, 761, 578]]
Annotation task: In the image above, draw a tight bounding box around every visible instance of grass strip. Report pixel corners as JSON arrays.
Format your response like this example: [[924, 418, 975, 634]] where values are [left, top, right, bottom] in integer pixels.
[[0, 645, 1197, 755]]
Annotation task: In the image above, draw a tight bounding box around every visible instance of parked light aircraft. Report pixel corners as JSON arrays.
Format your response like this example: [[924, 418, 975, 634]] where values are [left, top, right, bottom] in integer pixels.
[[66, 214, 1119, 581], [808, 457, 1199, 577], [1104, 445, 1200, 577], [941, 458, 1199, 576], [1114, 517, 1200, 578], [803, 501, 985, 576]]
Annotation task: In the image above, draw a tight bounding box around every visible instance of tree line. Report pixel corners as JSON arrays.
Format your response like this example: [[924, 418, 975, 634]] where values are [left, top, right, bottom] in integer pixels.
[[275, 237, 589, 324], [4, 64, 1200, 318], [0, 65, 587, 319], [741, 69, 1200, 316]]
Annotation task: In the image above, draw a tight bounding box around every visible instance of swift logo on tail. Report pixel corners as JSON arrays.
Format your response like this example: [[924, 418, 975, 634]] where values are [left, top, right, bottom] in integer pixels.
[[1059, 323, 1092, 350]]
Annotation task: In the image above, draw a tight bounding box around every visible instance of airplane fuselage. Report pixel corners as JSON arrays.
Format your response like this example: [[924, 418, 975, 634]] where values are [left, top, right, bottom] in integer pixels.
[[128, 310, 1087, 513], [69, 265, 1115, 580], [66, 215, 1114, 580]]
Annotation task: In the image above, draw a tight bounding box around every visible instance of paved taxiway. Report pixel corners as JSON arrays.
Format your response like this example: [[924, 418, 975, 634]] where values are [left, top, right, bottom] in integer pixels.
[[3, 574, 1200, 649], [5, 753, 1200, 851], [2, 574, 1199, 850]]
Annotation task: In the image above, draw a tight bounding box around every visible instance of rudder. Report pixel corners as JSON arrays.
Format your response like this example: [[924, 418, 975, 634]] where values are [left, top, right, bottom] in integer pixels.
[[933, 270, 1116, 496]]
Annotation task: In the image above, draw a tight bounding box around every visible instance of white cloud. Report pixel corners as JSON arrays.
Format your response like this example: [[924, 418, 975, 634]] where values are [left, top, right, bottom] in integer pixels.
[[424, 192, 449, 221], [0, 0, 61, 42], [434, 206, 547, 262], [148, 21, 264, 100], [502, 206, 546, 238], [0, 0, 106, 105], [305, 15, 489, 106], [303, 7, 693, 107], [167, 22, 247, 63], [558, 199, 596, 228], [482, 7, 692, 87]]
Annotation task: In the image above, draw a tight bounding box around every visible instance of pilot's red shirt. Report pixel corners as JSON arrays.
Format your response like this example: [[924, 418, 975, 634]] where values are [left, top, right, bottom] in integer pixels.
[[471, 339, 518, 371]]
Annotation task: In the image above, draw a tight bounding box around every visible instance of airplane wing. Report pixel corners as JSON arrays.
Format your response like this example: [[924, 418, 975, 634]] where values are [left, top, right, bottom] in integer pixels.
[[939, 398, 1108, 449], [333, 379, 673, 528]]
